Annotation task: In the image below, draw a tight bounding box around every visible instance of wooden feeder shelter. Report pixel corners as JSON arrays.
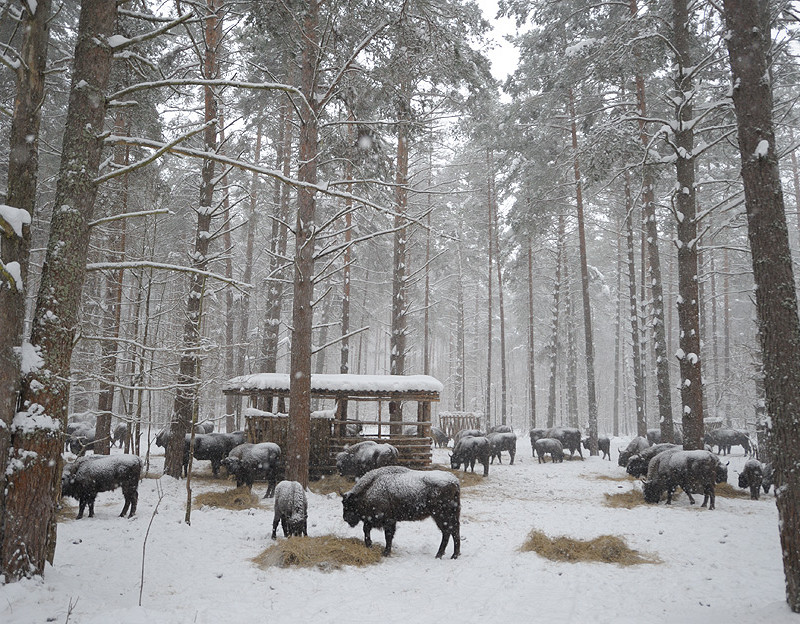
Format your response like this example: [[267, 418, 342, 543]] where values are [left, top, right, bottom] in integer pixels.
[[222, 373, 442, 476]]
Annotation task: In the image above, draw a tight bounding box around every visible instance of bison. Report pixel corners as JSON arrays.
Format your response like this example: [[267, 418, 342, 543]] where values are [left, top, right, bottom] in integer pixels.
[[618, 436, 650, 467], [642, 449, 725, 510], [738, 459, 764, 500], [272, 480, 308, 539], [582, 435, 611, 460], [341, 465, 461, 558], [61, 454, 142, 519], [222, 442, 282, 497], [706, 428, 751, 456], [453, 429, 484, 444], [430, 426, 450, 448], [336, 440, 399, 478], [487, 431, 517, 464], [625, 443, 680, 478], [529, 428, 547, 456], [450, 435, 490, 476], [544, 427, 583, 459], [534, 437, 564, 464]]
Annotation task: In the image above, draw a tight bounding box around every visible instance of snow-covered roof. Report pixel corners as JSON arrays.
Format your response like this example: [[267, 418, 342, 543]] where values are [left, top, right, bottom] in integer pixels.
[[223, 373, 442, 399]]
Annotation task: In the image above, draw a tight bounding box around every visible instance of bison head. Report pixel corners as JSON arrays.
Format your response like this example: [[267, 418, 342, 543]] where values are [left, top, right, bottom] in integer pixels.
[[449, 452, 460, 470], [626, 456, 646, 478], [221, 456, 241, 477], [715, 461, 729, 484], [341, 493, 361, 527]]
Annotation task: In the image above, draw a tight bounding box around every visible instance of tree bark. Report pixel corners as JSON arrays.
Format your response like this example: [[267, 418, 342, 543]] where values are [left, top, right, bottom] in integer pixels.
[[546, 215, 564, 429], [389, 76, 410, 433], [630, 0, 675, 443], [489, 151, 508, 425], [527, 242, 537, 430], [568, 89, 598, 454], [96, 111, 129, 456], [2, 0, 115, 579], [625, 175, 647, 437], [613, 222, 623, 437], [485, 150, 494, 424], [287, 0, 321, 488], [722, 0, 800, 610], [0, 0, 52, 581], [672, 0, 704, 450]]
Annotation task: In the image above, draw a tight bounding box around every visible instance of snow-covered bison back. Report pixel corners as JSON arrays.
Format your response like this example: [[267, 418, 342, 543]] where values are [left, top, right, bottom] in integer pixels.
[[336, 440, 399, 478], [61, 454, 143, 519], [341, 465, 461, 559], [221, 442, 281, 497], [643, 449, 726, 510], [272, 480, 308, 539]]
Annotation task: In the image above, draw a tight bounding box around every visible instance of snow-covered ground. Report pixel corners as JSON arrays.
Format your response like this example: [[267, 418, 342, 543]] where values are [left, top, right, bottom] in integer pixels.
[[1, 436, 794, 624]]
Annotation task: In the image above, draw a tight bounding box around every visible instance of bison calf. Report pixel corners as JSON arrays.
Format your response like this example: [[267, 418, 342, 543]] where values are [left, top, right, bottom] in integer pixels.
[[341, 465, 460, 558], [61, 454, 143, 519], [272, 481, 308, 539]]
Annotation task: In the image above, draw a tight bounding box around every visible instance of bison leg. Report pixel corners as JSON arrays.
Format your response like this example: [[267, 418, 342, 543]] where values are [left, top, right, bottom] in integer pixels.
[[76, 498, 88, 520], [482, 460, 489, 477], [87, 497, 96, 518], [509, 450, 515, 465], [211, 459, 220, 477], [363, 523, 373, 548], [271, 515, 280, 540], [264, 472, 277, 498], [281, 517, 289, 537], [382, 521, 396, 556]]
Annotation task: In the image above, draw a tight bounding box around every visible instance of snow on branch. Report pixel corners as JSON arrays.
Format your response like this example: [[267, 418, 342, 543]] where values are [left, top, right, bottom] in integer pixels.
[[105, 12, 193, 51], [88, 208, 170, 228], [311, 326, 370, 356], [108, 79, 308, 112], [96, 120, 215, 184], [85, 260, 251, 291]]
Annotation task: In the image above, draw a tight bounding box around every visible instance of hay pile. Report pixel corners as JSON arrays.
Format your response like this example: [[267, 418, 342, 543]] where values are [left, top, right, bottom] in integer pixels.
[[593, 474, 634, 482], [428, 464, 484, 488], [194, 486, 260, 510], [308, 473, 355, 496], [603, 489, 647, 509], [521, 530, 658, 566], [253, 536, 382, 570], [715, 482, 751, 499]]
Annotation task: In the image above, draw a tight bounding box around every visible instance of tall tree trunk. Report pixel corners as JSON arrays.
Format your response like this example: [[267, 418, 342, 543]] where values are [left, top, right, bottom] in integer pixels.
[[229, 121, 262, 430], [490, 151, 508, 425], [564, 257, 579, 429], [613, 221, 623, 437], [0, 0, 52, 581], [389, 79, 410, 433], [287, 0, 321, 488], [166, 0, 222, 477], [625, 177, 647, 437], [672, 0, 704, 450], [568, 89, 598, 454], [219, 109, 237, 431], [723, 0, 800, 609], [96, 111, 129, 455], [340, 117, 354, 376], [527, 242, 537, 430], [3, 0, 115, 579], [546, 215, 565, 428], [260, 61, 293, 411], [455, 240, 466, 411], [485, 150, 494, 425], [788, 127, 800, 241], [630, 0, 675, 443]]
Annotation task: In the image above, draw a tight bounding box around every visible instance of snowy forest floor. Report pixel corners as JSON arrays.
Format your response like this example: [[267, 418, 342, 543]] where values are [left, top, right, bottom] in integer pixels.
[[0, 436, 794, 624]]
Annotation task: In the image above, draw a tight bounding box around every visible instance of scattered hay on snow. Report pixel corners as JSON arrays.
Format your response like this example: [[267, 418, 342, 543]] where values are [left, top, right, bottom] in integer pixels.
[[715, 482, 751, 499], [603, 489, 647, 509], [593, 474, 634, 482], [55, 501, 78, 523], [521, 530, 658, 566], [428, 464, 484, 488], [308, 473, 355, 496], [253, 535, 382, 570], [195, 486, 260, 510]]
